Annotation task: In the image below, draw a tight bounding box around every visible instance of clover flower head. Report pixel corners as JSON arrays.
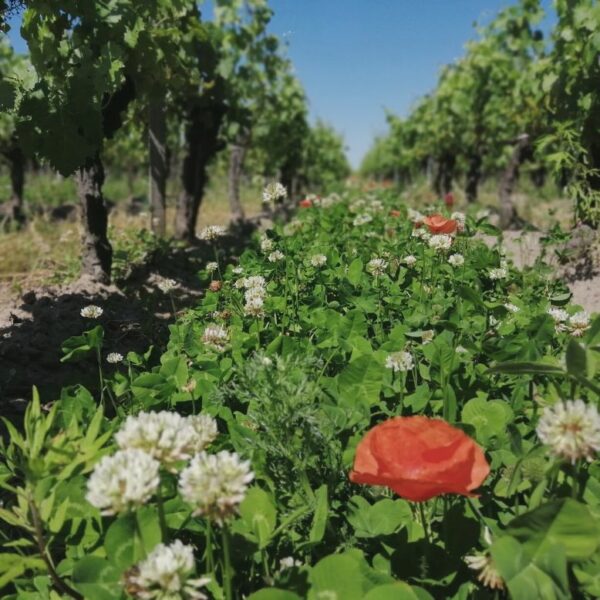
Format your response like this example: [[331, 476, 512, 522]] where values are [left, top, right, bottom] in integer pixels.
[[106, 352, 124, 364], [353, 213, 373, 226], [448, 253, 464, 267], [465, 553, 504, 591], [86, 449, 160, 515], [428, 234, 453, 252], [422, 330, 434, 344], [536, 399, 600, 463], [488, 267, 507, 280], [81, 305, 103, 319], [115, 411, 218, 471], [569, 311, 590, 337], [262, 182, 287, 204], [310, 254, 327, 267], [259, 236, 274, 253], [366, 257, 388, 276], [403, 255, 417, 267], [268, 250, 285, 263], [385, 351, 414, 373], [202, 324, 229, 351], [199, 225, 227, 242], [206, 262, 218, 274], [504, 303, 520, 313], [178, 451, 254, 524], [548, 307, 569, 323], [407, 208, 425, 224], [125, 540, 210, 599]]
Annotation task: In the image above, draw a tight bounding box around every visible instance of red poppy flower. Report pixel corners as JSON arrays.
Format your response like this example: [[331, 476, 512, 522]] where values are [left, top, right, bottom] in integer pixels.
[[350, 416, 489, 502], [389, 209, 401, 218], [299, 198, 312, 208], [423, 214, 458, 234], [444, 192, 455, 208]]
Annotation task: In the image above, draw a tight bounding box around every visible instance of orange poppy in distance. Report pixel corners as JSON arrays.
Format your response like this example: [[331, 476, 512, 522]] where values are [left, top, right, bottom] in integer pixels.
[[299, 198, 313, 208], [423, 214, 458, 234], [350, 416, 490, 502]]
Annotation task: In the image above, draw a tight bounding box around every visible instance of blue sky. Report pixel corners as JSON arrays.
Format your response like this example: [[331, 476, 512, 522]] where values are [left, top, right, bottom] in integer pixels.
[[6, 1, 554, 168]]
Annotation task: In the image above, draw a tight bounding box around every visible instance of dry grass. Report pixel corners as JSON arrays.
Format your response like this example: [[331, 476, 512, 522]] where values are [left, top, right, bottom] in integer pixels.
[[0, 175, 264, 296]]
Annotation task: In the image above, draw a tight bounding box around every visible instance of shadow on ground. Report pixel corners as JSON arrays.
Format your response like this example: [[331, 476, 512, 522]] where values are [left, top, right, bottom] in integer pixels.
[[0, 223, 260, 415]]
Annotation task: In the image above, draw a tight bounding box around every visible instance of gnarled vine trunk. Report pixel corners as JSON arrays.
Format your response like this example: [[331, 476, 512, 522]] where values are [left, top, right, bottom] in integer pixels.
[[76, 154, 112, 283], [174, 99, 225, 241], [228, 131, 250, 223], [465, 153, 482, 203], [148, 98, 168, 236], [2, 140, 25, 224], [499, 133, 529, 229]]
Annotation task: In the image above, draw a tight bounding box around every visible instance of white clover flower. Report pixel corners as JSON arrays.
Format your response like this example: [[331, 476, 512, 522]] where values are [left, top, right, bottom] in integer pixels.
[[283, 219, 302, 236], [81, 305, 103, 319], [408, 208, 425, 224], [369, 199, 384, 212], [268, 250, 285, 263], [569, 311, 590, 337], [106, 352, 123, 364], [366, 258, 388, 276], [157, 278, 178, 294], [310, 254, 327, 267], [489, 315, 499, 327], [199, 225, 227, 242], [259, 236, 274, 253], [179, 451, 254, 524], [279, 557, 302, 571], [412, 228, 431, 241], [86, 449, 160, 515], [262, 182, 287, 204], [243, 276, 266, 290], [465, 553, 504, 591], [244, 296, 265, 317], [536, 399, 600, 463], [202, 324, 229, 351], [455, 345, 469, 354], [403, 255, 417, 267], [451, 211, 466, 231], [352, 213, 373, 226], [206, 262, 218, 274], [126, 540, 210, 600], [115, 412, 218, 471], [422, 330, 434, 345], [385, 351, 414, 373], [448, 253, 465, 267], [349, 199, 367, 212], [232, 266, 244, 275], [488, 267, 507, 280], [504, 303, 520, 313], [428, 234, 453, 252], [548, 307, 569, 323]]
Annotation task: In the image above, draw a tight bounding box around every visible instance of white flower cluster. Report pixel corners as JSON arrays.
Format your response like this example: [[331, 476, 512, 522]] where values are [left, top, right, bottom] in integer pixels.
[[86, 449, 160, 515], [126, 540, 210, 600], [199, 225, 227, 242], [448, 253, 464, 267], [428, 234, 453, 252], [179, 451, 254, 524], [536, 399, 600, 463], [548, 308, 590, 336], [352, 213, 373, 226], [407, 208, 425, 225], [349, 198, 366, 213], [268, 250, 285, 263], [504, 303, 520, 313], [106, 352, 123, 364], [488, 267, 507, 280], [310, 254, 327, 267], [464, 553, 504, 591], [259, 235, 274, 253], [385, 351, 414, 373], [205, 261, 218, 274], [237, 275, 267, 317], [81, 305, 103, 319], [412, 228, 431, 241], [157, 278, 178, 294], [115, 411, 218, 471], [366, 257, 388, 276], [451, 211, 466, 232], [422, 330, 434, 344], [262, 182, 287, 204], [202, 324, 229, 351], [403, 255, 417, 267]]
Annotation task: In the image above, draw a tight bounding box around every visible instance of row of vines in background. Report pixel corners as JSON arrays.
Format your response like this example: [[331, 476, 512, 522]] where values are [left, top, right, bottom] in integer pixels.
[[0, 0, 351, 282], [360, 0, 600, 229]]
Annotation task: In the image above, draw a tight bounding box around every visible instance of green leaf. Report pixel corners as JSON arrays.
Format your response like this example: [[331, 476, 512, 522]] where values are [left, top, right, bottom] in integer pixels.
[[347, 496, 412, 538], [309, 554, 367, 600], [238, 487, 277, 549], [71, 557, 122, 600], [488, 361, 565, 376], [61, 326, 104, 362], [504, 499, 600, 562], [347, 258, 364, 286], [565, 339, 587, 378], [338, 355, 384, 407], [363, 583, 433, 600], [309, 484, 329, 543], [247, 591, 301, 600]]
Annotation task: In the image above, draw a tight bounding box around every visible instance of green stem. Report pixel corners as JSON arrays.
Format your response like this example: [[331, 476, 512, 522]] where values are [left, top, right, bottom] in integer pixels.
[[96, 347, 105, 406], [205, 520, 214, 575], [221, 524, 233, 600], [419, 502, 430, 545], [156, 484, 169, 543]]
